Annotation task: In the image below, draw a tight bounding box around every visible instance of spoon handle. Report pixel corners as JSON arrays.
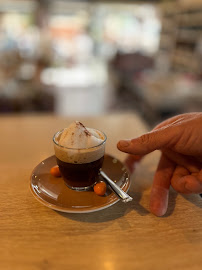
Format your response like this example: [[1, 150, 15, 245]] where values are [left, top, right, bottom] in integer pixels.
[[100, 170, 133, 203]]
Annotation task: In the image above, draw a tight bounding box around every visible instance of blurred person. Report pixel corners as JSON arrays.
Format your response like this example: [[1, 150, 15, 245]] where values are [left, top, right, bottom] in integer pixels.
[[117, 112, 202, 216]]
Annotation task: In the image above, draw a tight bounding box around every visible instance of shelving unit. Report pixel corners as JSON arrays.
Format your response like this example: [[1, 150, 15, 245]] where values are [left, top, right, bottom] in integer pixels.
[[158, 0, 202, 76], [134, 0, 202, 125]]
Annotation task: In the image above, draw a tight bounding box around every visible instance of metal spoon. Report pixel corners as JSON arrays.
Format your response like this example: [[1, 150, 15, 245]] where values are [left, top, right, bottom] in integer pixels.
[[99, 169, 133, 203]]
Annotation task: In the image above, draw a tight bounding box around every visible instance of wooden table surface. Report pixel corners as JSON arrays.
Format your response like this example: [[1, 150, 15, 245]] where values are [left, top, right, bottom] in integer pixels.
[[0, 113, 202, 270]]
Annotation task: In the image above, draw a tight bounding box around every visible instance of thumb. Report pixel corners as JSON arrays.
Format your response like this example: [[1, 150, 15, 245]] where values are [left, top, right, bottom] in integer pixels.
[[117, 126, 179, 155]]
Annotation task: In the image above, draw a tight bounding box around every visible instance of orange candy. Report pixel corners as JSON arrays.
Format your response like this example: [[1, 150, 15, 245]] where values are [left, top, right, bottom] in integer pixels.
[[50, 165, 61, 177], [93, 181, 107, 196]]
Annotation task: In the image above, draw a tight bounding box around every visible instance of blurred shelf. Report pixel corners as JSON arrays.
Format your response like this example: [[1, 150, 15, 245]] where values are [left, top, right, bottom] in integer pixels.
[[176, 29, 202, 43], [176, 13, 202, 28], [158, 0, 202, 75], [178, 0, 202, 12], [159, 34, 176, 51]]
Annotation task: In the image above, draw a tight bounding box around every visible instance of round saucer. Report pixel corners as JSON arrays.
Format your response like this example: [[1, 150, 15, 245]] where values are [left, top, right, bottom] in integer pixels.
[[30, 154, 131, 213]]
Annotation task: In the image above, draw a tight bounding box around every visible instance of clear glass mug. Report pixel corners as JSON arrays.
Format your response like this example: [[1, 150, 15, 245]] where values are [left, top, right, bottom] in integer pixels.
[[53, 128, 107, 191]]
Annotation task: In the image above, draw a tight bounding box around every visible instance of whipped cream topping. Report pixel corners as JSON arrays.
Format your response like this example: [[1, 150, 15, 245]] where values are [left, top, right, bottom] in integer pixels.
[[54, 121, 106, 164], [59, 121, 104, 149]]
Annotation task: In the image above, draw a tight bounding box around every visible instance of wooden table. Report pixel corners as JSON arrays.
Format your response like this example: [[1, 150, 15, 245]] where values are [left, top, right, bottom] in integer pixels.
[[1, 113, 202, 270]]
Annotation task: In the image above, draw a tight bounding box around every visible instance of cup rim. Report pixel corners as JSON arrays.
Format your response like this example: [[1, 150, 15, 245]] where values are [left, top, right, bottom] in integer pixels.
[[53, 128, 107, 150]]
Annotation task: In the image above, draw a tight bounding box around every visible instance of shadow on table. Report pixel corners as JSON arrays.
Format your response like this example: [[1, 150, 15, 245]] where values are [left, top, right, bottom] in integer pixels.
[[56, 188, 182, 223], [56, 190, 150, 224], [130, 188, 178, 218], [162, 191, 202, 218], [180, 193, 202, 209]]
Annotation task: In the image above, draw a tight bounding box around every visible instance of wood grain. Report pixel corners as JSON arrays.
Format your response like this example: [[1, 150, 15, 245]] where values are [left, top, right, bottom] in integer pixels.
[[0, 113, 202, 270]]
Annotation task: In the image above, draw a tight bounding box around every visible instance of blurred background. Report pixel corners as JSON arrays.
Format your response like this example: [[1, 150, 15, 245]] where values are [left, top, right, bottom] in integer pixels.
[[0, 0, 201, 127]]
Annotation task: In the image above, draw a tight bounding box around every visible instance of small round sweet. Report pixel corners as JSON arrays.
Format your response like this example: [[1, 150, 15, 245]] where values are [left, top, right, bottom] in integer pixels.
[[93, 181, 107, 196], [50, 165, 61, 177]]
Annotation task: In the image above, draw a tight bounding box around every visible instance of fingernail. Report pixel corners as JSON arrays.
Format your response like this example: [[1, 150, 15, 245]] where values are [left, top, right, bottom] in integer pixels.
[[119, 140, 130, 148]]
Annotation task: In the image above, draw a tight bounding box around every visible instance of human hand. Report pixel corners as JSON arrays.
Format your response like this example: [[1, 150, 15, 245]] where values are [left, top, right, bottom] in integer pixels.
[[117, 113, 202, 216]]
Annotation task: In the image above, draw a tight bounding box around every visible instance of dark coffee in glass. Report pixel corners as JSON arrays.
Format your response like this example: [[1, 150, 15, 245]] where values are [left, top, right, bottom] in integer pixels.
[[53, 128, 107, 191], [56, 156, 104, 189]]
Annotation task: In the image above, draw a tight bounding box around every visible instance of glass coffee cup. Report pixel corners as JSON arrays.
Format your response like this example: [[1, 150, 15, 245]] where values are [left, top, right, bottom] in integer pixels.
[[53, 128, 107, 191]]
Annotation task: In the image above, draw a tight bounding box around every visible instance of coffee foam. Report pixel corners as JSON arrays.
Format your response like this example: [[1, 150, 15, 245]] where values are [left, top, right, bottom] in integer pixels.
[[58, 122, 104, 149], [54, 122, 106, 164]]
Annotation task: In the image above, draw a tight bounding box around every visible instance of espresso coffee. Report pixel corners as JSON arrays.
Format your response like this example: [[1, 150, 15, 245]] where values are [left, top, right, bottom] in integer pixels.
[[56, 156, 104, 189], [53, 122, 107, 191]]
